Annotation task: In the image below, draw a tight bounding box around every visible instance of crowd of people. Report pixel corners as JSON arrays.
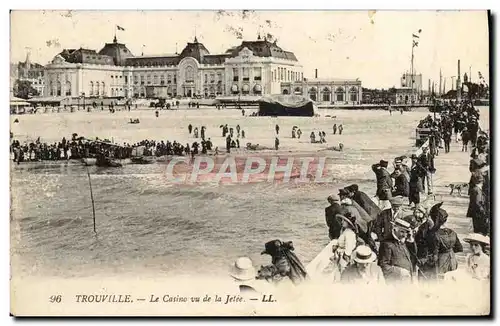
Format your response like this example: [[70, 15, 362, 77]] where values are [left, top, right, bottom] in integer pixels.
[[227, 99, 489, 291]]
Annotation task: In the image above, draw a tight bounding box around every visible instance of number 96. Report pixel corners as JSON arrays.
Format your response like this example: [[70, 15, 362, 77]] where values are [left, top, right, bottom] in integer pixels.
[[49, 295, 62, 303]]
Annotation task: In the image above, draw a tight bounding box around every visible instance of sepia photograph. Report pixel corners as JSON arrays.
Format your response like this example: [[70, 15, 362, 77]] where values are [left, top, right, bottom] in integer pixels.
[[9, 9, 491, 316]]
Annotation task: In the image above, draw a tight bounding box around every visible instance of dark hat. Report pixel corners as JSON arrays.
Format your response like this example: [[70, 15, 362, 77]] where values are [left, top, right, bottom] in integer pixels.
[[346, 184, 359, 193], [261, 239, 282, 256], [379, 160, 389, 168], [338, 188, 350, 196], [429, 202, 448, 226]]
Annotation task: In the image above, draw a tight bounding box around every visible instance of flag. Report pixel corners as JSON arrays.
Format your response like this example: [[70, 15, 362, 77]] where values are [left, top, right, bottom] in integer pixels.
[[413, 40, 419, 47], [412, 34, 420, 38], [117, 25, 125, 31]]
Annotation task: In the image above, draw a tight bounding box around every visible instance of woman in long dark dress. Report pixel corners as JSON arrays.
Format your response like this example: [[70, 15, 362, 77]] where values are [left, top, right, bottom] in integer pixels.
[[426, 203, 463, 278]]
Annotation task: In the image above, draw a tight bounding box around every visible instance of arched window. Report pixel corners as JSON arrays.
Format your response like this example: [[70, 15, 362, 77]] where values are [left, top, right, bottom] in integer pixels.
[[102, 82, 106, 96], [282, 88, 289, 95], [65, 81, 71, 96], [309, 87, 317, 101], [56, 81, 62, 96], [185, 66, 194, 82], [96, 82, 101, 96], [335, 87, 345, 102], [160, 75, 165, 85], [294, 87, 302, 95], [153, 75, 158, 85], [48, 81, 53, 96], [349, 86, 358, 102], [322, 87, 331, 102], [89, 82, 94, 96]]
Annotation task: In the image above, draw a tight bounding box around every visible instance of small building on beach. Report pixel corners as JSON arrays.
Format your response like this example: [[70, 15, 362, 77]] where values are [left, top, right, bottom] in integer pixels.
[[280, 78, 362, 105]]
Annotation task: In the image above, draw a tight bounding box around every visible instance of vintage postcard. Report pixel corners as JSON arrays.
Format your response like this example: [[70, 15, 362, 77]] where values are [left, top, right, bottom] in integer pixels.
[[9, 10, 491, 316]]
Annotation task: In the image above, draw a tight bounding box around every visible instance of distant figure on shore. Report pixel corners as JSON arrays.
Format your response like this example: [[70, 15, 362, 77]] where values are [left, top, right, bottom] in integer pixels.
[[200, 126, 206, 140], [292, 128, 296, 139], [389, 107, 392, 115], [241, 130, 245, 139], [226, 135, 231, 153], [188, 124, 193, 134], [297, 129, 302, 139], [155, 111, 159, 118], [275, 137, 280, 150], [242, 109, 245, 116], [310, 132, 316, 143], [236, 125, 241, 137], [193, 127, 199, 138], [338, 124, 343, 135], [400, 108, 404, 115], [275, 124, 280, 135], [333, 124, 337, 135]]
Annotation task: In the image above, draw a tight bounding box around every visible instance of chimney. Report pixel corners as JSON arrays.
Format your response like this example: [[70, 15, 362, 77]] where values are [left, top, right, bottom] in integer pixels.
[[315, 69, 318, 79]]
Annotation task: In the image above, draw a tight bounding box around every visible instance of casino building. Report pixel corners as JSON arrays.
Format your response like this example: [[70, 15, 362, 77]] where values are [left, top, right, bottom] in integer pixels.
[[43, 35, 305, 99]]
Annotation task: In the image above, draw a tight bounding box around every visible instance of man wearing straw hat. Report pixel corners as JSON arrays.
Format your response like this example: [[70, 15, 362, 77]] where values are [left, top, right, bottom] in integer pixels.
[[340, 245, 385, 285], [378, 218, 414, 282], [229, 257, 262, 294]]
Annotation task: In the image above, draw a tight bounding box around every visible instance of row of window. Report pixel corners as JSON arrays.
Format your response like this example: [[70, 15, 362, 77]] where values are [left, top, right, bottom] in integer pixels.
[[231, 67, 262, 82], [272, 67, 302, 82], [134, 74, 178, 85], [204, 72, 224, 84], [88, 81, 106, 96], [47, 81, 71, 96]]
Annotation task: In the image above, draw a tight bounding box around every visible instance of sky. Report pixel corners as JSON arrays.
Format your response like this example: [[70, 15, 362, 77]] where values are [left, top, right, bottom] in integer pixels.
[[10, 10, 490, 89]]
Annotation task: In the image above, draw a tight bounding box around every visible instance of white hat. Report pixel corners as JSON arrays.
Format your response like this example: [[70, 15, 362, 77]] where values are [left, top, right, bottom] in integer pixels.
[[353, 245, 377, 264], [229, 257, 256, 281], [463, 233, 490, 246]]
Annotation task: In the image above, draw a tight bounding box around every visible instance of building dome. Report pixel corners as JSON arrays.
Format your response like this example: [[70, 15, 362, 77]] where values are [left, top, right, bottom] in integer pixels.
[[179, 37, 210, 63], [98, 37, 134, 66]]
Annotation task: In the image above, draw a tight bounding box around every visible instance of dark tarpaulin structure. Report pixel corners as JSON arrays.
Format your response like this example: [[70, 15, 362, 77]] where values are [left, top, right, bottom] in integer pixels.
[[258, 95, 315, 117]]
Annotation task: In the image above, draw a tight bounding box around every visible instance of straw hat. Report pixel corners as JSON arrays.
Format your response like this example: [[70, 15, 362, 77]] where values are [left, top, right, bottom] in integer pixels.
[[390, 218, 412, 231], [229, 257, 257, 281], [463, 233, 490, 246], [353, 245, 377, 264]]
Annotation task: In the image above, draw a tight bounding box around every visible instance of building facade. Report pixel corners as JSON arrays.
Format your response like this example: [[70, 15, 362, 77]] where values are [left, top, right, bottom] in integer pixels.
[[400, 72, 422, 93], [15, 52, 45, 96], [280, 78, 362, 105], [43, 36, 303, 100]]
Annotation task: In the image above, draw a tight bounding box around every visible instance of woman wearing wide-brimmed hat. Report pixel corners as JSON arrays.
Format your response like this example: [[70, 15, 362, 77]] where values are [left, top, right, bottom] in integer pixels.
[[340, 245, 385, 285], [464, 233, 490, 280], [336, 212, 359, 272]]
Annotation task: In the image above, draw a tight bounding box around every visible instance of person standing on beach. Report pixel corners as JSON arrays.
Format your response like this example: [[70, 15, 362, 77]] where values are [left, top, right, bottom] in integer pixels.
[[188, 124, 193, 134], [226, 135, 231, 153], [236, 125, 241, 137], [275, 137, 280, 150], [333, 124, 337, 135], [275, 124, 280, 135], [338, 125, 343, 135]]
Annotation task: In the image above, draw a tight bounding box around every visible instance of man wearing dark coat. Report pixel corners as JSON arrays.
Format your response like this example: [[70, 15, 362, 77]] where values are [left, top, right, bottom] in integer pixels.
[[378, 218, 414, 283], [325, 194, 343, 240], [347, 184, 381, 220], [372, 160, 393, 206], [392, 168, 410, 198], [467, 173, 488, 235], [372, 196, 404, 242], [409, 154, 426, 206]]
